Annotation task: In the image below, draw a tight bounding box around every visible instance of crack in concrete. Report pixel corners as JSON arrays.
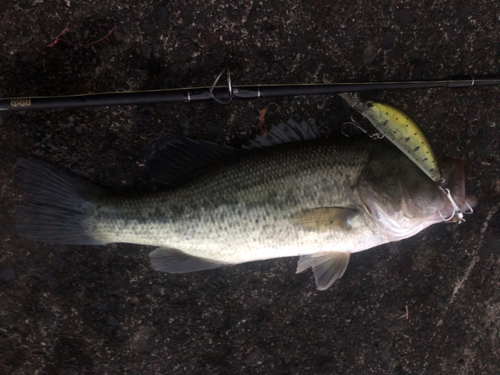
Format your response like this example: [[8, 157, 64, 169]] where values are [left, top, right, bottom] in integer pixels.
[[449, 201, 500, 304]]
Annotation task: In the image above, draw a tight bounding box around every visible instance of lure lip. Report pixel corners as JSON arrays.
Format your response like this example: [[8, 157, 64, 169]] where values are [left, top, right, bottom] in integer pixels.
[[339, 93, 365, 114]]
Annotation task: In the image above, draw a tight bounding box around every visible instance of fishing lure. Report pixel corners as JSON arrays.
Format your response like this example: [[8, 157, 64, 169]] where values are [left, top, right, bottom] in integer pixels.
[[339, 93, 441, 182]]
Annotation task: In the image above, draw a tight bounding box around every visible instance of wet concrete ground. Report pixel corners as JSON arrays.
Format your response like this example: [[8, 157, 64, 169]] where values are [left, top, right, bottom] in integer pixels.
[[1, 0, 500, 373]]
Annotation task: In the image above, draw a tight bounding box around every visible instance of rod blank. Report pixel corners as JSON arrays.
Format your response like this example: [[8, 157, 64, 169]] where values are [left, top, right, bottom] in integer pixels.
[[1, 78, 499, 111]]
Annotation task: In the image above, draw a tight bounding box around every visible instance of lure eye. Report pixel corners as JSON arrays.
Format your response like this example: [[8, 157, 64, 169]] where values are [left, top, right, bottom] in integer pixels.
[[366, 101, 374, 108]]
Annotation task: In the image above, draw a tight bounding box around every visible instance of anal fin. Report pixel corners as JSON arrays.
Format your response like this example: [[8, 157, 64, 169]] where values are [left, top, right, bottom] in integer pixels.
[[149, 247, 227, 273], [297, 252, 350, 290]]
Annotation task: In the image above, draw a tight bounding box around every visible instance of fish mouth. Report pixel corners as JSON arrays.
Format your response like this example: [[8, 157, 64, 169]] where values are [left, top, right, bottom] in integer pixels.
[[440, 159, 477, 219], [360, 193, 444, 241], [359, 158, 477, 240]]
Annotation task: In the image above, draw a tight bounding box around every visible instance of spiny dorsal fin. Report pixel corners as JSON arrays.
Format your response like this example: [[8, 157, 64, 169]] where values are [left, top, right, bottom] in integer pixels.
[[289, 207, 358, 231], [148, 119, 319, 184], [297, 252, 350, 290], [247, 118, 320, 149], [147, 137, 236, 185], [149, 247, 227, 273]]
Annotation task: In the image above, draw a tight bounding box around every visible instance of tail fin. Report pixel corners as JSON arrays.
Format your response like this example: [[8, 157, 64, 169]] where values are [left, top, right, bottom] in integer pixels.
[[16, 158, 106, 245]]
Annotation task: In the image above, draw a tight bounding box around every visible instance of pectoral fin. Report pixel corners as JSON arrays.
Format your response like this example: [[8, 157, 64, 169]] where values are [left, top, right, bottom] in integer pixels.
[[297, 252, 350, 290], [290, 207, 358, 231], [149, 247, 227, 273]]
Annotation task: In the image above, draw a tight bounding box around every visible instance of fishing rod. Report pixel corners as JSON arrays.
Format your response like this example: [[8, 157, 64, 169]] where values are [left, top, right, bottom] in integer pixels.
[[1, 69, 498, 111]]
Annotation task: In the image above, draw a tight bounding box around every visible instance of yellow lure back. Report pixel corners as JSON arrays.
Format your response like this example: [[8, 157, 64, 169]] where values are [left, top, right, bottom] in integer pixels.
[[363, 101, 440, 182], [339, 94, 441, 182]]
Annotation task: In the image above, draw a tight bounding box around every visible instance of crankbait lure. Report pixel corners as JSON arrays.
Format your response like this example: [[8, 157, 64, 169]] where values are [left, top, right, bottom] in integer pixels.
[[339, 93, 441, 182]]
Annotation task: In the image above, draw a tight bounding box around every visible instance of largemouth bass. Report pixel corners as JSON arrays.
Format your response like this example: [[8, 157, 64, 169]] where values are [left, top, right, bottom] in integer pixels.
[[16, 119, 475, 290]]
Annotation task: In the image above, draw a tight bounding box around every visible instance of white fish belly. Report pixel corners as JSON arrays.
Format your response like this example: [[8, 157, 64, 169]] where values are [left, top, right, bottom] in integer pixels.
[[97, 201, 388, 264]]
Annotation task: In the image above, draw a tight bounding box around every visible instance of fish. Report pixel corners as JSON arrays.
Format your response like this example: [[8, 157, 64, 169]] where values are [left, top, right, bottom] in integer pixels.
[[15, 119, 475, 290], [339, 93, 441, 182]]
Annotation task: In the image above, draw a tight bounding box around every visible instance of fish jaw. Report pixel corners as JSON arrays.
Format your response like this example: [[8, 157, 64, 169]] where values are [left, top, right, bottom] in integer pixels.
[[357, 156, 475, 242], [357, 185, 444, 242], [355, 135, 476, 240]]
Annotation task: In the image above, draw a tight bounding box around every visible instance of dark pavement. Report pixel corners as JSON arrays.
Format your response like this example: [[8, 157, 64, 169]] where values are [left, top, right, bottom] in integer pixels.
[[1, 1, 500, 373]]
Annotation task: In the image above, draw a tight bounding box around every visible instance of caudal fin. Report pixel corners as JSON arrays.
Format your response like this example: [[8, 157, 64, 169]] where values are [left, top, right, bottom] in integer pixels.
[[16, 158, 106, 245]]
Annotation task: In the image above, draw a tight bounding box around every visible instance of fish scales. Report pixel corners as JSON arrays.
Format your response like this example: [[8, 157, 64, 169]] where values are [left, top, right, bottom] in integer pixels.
[[92, 140, 377, 263]]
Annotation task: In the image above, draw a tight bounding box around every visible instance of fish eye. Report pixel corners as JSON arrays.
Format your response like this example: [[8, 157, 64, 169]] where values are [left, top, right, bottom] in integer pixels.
[[366, 101, 374, 108]]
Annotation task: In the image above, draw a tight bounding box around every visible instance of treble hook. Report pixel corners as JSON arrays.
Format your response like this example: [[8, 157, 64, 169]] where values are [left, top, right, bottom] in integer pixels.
[[341, 116, 384, 139], [461, 200, 474, 215], [438, 210, 462, 222], [209, 68, 233, 105], [370, 132, 385, 140], [341, 116, 367, 138], [437, 178, 472, 223]]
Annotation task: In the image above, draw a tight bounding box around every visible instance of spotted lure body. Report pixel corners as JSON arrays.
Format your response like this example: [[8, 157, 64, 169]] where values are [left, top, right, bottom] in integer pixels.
[[340, 93, 441, 182]]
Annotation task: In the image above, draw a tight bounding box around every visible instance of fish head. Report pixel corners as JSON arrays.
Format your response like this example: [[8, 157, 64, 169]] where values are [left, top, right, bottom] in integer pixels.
[[357, 147, 476, 241]]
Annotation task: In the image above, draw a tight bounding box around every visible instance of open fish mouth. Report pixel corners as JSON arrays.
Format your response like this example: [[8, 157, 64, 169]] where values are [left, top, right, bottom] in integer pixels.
[[358, 157, 477, 241], [359, 192, 444, 241]]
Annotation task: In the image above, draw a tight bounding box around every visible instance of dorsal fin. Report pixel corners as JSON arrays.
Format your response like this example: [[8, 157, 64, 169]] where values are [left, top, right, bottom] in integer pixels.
[[148, 119, 320, 185], [247, 118, 320, 149], [147, 137, 236, 185]]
